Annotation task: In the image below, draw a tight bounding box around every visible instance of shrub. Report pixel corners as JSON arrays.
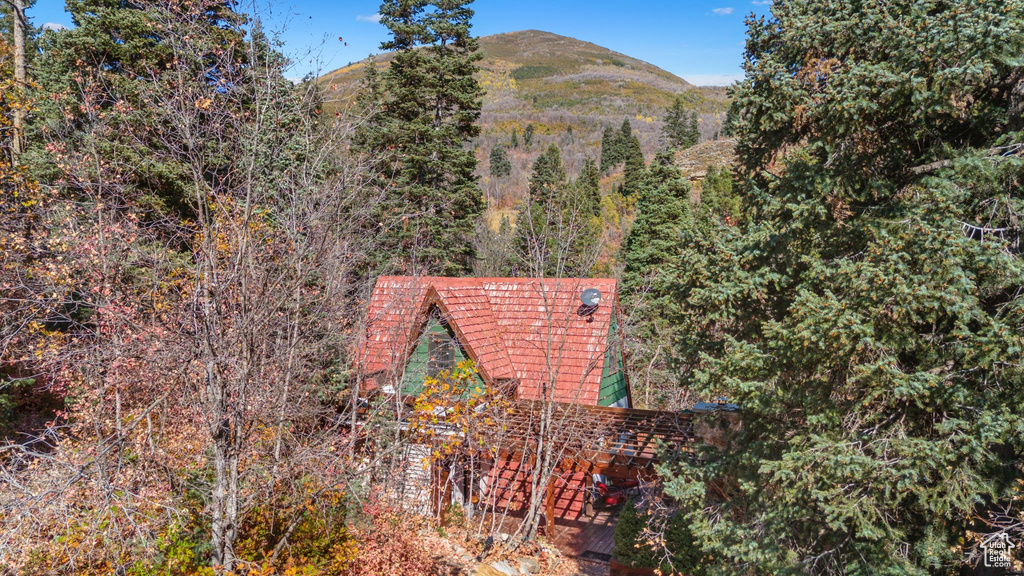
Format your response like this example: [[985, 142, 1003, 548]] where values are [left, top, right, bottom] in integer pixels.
[[613, 500, 657, 569], [612, 500, 705, 575], [233, 489, 356, 576]]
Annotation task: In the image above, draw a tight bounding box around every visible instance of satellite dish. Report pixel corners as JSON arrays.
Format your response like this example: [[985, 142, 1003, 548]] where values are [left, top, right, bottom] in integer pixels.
[[581, 288, 602, 307]]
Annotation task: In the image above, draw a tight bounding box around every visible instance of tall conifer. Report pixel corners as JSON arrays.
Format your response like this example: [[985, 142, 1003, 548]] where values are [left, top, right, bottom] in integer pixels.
[[511, 144, 597, 277], [578, 157, 602, 216], [356, 0, 484, 275], [665, 1, 1024, 573], [600, 124, 618, 172]]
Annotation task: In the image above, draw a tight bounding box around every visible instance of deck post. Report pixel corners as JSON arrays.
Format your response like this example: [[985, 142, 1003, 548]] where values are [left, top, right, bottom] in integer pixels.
[[430, 458, 439, 520], [439, 458, 454, 524], [584, 463, 595, 517], [545, 475, 556, 537]]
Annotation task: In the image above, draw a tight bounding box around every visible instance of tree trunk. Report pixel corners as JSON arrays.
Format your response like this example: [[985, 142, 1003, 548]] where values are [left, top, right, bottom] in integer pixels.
[[11, 0, 26, 163], [208, 364, 239, 575]]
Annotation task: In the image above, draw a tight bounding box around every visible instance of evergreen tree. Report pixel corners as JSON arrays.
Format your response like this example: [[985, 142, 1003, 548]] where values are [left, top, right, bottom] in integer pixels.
[[511, 144, 597, 277], [623, 152, 693, 298], [612, 500, 705, 575], [600, 124, 618, 172], [523, 122, 535, 147], [578, 157, 601, 216], [355, 0, 485, 275], [662, 96, 699, 150], [29, 0, 246, 220], [617, 117, 633, 150], [722, 104, 738, 137], [510, 126, 518, 148], [663, 96, 685, 147], [612, 500, 657, 569], [686, 111, 699, 146], [620, 134, 646, 196], [621, 151, 694, 404], [699, 165, 739, 224], [24, 3, 326, 571], [489, 144, 511, 178], [527, 144, 565, 204], [665, 1, 1024, 574], [0, 0, 36, 43]]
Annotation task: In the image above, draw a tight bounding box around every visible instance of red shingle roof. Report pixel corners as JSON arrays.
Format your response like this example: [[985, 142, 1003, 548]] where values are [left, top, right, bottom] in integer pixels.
[[358, 276, 620, 406]]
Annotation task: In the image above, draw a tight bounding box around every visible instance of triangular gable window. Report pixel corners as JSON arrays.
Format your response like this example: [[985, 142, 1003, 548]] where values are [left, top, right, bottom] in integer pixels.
[[427, 332, 456, 377]]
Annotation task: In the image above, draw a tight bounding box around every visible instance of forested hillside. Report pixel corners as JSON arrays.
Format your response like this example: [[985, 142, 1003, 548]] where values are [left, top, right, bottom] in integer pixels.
[[322, 29, 730, 209]]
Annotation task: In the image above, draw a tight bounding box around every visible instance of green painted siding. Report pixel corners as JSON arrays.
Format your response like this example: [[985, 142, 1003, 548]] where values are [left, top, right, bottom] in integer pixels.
[[598, 316, 629, 407], [400, 317, 485, 396]]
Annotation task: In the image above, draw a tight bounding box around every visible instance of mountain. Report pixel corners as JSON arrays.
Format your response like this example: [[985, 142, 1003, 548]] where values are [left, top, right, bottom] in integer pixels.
[[319, 30, 731, 213], [321, 30, 727, 115]]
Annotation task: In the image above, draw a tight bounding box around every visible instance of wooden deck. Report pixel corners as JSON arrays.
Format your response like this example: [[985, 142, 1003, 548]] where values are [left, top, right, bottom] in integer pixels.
[[547, 509, 619, 562], [474, 508, 620, 570]]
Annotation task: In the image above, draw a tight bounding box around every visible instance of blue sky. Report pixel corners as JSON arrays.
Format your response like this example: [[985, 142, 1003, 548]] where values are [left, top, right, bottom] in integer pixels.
[[27, 0, 772, 85]]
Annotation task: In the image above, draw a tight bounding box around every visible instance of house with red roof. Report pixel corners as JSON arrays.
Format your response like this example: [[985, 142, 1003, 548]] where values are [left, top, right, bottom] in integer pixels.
[[355, 275, 672, 542], [358, 276, 631, 408]]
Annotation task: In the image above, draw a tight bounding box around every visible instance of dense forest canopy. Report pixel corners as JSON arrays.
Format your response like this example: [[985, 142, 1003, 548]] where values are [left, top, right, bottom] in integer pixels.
[[663, 1, 1024, 574]]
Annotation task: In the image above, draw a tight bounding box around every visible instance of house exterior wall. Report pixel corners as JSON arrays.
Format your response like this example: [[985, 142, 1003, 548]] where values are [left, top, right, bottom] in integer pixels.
[[390, 444, 432, 515], [400, 317, 485, 395]]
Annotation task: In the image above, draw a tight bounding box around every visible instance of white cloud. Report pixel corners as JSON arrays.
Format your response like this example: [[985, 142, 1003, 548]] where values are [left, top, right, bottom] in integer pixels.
[[752, 0, 771, 5], [712, 7, 735, 14], [682, 73, 744, 86], [356, 13, 382, 23], [42, 22, 68, 31]]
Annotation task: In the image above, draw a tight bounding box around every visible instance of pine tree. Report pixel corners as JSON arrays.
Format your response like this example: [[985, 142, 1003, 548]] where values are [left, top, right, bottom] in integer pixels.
[[612, 500, 657, 568], [621, 152, 694, 404], [617, 117, 633, 150], [623, 152, 693, 297], [527, 144, 565, 204], [510, 126, 519, 148], [489, 144, 511, 178], [665, 1, 1024, 574], [511, 144, 597, 277], [722, 105, 738, 137], [578, 157, 601, 216], [663, 96, 695, 150], [25, 4, 325, 571], [686, 111, 700, 146], [600, 124, 618, 172], [29, 0, 245, 219], [355, 0, 485, 275], [665, 97, 701, 150], [699, 165, 739, 224], [620, 134, 646, 196], [662, 96, 683, 147], [612, 500, 705, 574], [523, 122, 535, 147]]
